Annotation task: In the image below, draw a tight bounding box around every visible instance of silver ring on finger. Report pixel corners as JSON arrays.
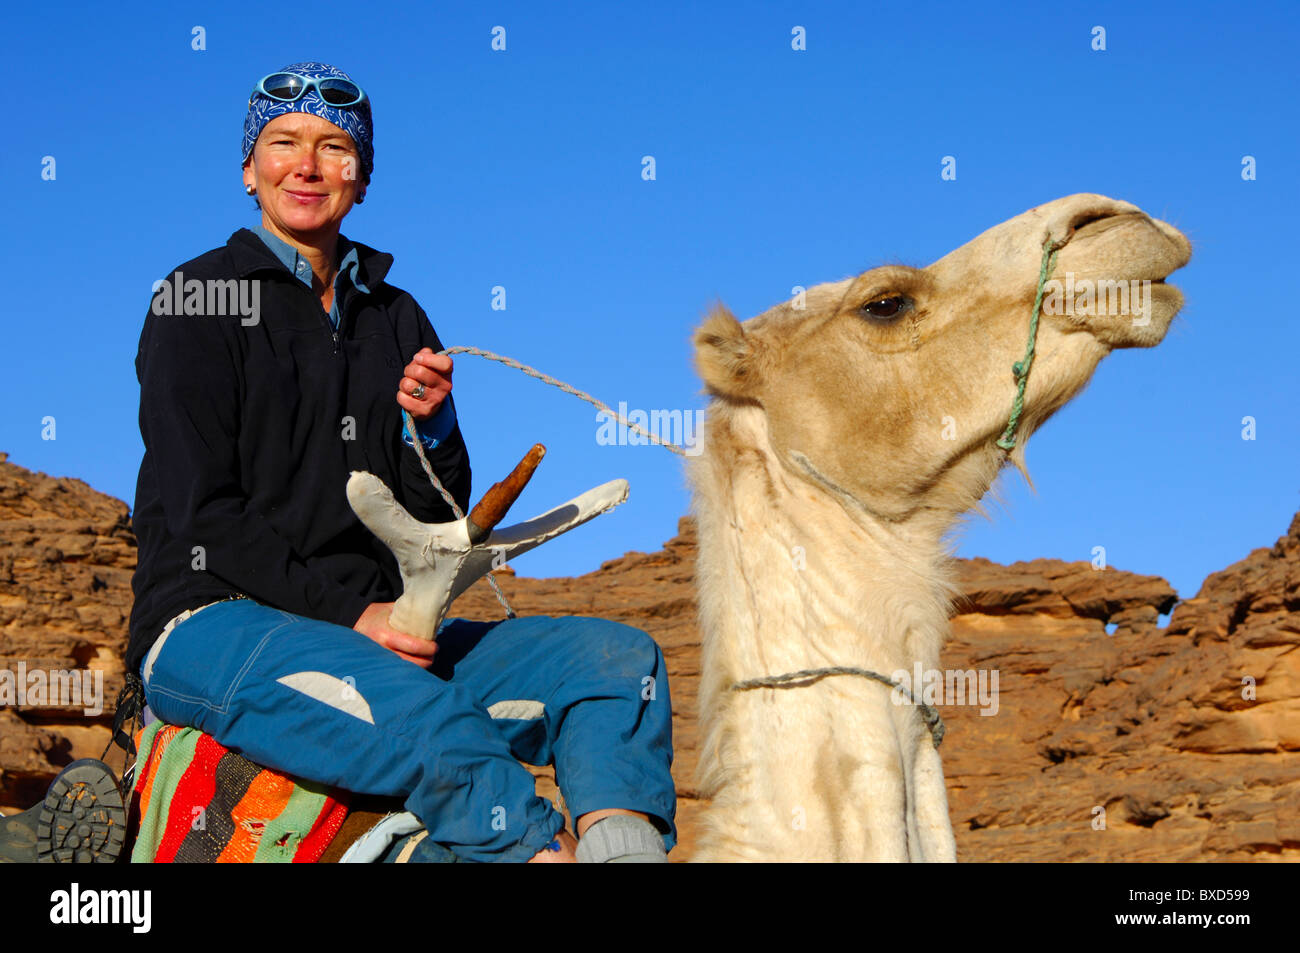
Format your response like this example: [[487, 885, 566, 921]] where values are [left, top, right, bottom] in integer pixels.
[[412, 384, 426, 399]]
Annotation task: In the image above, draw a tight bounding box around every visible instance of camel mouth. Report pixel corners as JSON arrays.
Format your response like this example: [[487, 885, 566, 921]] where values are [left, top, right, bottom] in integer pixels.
[[1133, 266, 1187, 288], [1038, 248, 1185, 348], [1066, 241, 1190, 293], [1113, 271, 1183, 295], [1097, 272, 1179, 289]]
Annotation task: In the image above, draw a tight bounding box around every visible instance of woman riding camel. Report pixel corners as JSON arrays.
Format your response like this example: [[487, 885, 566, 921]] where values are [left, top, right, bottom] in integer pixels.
[[4, 61, 676, 864]]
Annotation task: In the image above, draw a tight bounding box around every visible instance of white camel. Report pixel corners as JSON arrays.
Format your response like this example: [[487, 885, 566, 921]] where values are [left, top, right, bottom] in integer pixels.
[[686, 193, 1191, 861]]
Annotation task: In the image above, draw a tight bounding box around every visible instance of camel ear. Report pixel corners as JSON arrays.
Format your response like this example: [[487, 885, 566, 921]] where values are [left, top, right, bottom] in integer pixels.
[[694, 302, 761, 399]]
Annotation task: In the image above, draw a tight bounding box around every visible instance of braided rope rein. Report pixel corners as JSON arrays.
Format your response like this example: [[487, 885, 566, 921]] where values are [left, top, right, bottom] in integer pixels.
[[400, 346, 692, 619]]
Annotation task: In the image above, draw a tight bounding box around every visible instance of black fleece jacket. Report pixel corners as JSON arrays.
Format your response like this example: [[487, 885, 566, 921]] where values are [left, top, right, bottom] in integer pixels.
[[126, 228, 471, 674]]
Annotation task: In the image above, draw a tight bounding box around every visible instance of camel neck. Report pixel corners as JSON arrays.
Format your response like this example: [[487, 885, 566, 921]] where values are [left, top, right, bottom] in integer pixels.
[[688, 403, 960, 860]]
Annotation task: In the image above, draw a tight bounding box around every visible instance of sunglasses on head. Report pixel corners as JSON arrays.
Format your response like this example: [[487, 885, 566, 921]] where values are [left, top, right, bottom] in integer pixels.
[[253, 72, 367, 107]]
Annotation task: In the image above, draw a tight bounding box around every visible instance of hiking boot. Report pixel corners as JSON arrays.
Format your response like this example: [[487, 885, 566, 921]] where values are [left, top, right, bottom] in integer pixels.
[[0, 759, 127, 863]]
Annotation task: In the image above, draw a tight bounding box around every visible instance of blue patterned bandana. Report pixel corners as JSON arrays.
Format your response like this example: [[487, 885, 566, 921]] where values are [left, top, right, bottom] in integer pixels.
[[241, 61, 374, 181]]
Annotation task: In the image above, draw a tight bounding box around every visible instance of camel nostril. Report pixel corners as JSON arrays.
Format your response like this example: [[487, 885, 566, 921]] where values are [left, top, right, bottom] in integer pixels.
[[1069, 209, 1153, 245], [1070, 211, 1118, 238]]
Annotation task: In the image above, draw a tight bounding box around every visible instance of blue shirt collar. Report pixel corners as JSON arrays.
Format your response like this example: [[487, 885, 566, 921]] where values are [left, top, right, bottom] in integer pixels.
[[250, 226, 371, 297]]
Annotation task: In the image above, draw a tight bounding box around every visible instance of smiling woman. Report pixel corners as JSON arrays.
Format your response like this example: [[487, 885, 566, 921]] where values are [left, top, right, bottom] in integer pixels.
[[105, 60, 680, 866], [239, 63, 372, 315]]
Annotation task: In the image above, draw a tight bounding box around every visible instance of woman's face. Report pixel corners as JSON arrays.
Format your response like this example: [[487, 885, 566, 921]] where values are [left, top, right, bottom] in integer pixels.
[[241, 112, 366, 244]]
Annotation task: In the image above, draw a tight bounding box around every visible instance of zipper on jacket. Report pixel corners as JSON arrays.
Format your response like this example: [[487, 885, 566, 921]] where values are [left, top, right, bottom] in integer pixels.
[[328, 286, 358, 354], [269, 269, 348, 354], [319, 295, 341, 354]]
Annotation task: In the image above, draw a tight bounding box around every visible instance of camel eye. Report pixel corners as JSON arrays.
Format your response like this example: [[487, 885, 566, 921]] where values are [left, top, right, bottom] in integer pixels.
[[861, 295, 910, 319]]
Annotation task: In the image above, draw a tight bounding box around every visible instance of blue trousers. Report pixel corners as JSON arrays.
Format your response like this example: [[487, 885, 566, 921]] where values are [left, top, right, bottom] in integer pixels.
[[139, 599, 676, 862]]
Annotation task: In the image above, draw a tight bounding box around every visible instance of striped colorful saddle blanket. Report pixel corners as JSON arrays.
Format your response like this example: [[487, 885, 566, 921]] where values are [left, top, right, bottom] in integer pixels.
[[129, 722, 349, 863]]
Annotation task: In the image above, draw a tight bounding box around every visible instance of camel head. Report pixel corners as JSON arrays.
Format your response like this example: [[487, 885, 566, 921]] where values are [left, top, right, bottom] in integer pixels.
[[694, 194, 1191, 525]]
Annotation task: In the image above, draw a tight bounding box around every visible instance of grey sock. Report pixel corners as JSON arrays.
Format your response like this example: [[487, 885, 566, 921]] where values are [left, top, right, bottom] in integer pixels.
[[575, 815, 668, 863]]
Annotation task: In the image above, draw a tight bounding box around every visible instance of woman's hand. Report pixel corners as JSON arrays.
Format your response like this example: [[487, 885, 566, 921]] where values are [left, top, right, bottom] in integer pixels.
[[397, 348, 453, 422], [354, 602, 438, 668]]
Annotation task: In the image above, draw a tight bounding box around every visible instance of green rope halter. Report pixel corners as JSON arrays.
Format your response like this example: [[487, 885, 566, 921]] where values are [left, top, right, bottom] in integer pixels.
[[995, 235, 1068, 451]]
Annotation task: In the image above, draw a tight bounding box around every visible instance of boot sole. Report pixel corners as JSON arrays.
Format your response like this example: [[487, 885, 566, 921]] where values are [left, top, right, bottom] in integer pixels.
[[37, 760, 127, 863]]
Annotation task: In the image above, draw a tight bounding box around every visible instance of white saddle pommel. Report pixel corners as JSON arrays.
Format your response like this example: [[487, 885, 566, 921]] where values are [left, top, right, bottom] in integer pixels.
[[346, 469, 629, 641]]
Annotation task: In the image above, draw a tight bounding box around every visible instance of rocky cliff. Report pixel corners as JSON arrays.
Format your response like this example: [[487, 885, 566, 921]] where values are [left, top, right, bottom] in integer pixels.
[[1, 451, 1295, 860]]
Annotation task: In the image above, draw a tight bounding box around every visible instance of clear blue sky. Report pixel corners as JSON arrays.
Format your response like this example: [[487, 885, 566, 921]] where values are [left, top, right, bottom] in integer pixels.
[[4, 0, 1297, 604]]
